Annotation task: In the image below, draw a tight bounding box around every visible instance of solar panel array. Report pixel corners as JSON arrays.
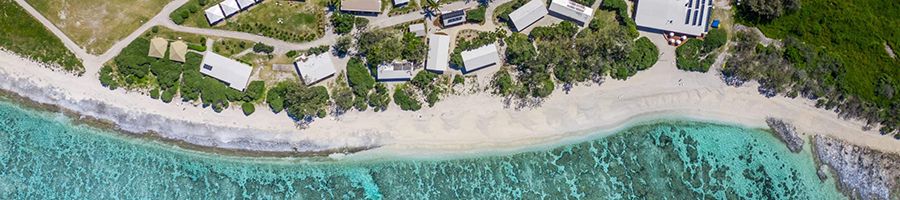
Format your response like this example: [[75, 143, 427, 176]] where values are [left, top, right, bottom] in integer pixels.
[[683, 0, 710, 27]]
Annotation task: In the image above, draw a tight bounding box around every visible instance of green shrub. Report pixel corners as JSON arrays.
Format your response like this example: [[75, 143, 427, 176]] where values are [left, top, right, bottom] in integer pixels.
[[188, 43, 206, 52], [244, 81, 266, 101], [150, 88, 160, 99], [368, 83, 390, 111], [346, 57, 375, 96], [242, 102, 255, 115], [161, 87, 176, 103], [703, 29, 728, 51], [392, 84, 422, 111], [283, 84, 331, 119], [179, 53, 204, 102], [466, 6, 486, 24], [504, 33, 536, 66], [286, 50, 298, 58], [676, 39, 715, 72], [628, 37, 659, 71], [150, 59, 182, 90], [252, 42, 275, 54], [453, 75, 465, 85], [99, 65, 119, 90], [491, 69, 517, 95], [331, 13, 356, 34], [267, 86, 286, 113]]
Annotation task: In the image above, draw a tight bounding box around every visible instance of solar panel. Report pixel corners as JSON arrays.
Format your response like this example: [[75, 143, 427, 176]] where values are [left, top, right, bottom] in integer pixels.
[[687, 0, 693, 8], [685, 9, 692, 24], [693, 10, 699, 25]]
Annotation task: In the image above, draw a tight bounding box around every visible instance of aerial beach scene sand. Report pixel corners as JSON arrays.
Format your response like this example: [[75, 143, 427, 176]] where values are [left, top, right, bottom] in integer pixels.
[[1, 0, 898, 198]]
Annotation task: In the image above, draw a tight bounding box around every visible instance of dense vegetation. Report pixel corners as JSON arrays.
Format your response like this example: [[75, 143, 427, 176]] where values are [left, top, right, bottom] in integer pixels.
[[494, 13, 657, 102], [733, 0, 899, 136], [0, 1, 83, 73], [675, 29, 727, 72], [410, 70, 449, 107], [356, 29, 426, 66], [738, 0, 799, 22], [725, 30, 899, 137]]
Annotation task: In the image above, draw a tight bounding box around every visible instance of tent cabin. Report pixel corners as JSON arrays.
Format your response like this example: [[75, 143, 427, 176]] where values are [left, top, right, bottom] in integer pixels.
[[441, 10, 466, 27], [340, 0, 381, 15], [425, 34, 450, 73], [219, 0, 241, 17], [409, 23, 426, 37], [168, 41, 188, 63], [633, 0, 712, 36], [508, 0, 548, 31], [148, 38, 168, 58], [236, 0, 257, 10], [199, 52, 253, 91], [204, 5, 226, 25], [376, 62, 415, 81], [548, 0, 593, 25], [148, 37, 168, 59], [460, 44, 500, 73], [294, 54, 337, 85]]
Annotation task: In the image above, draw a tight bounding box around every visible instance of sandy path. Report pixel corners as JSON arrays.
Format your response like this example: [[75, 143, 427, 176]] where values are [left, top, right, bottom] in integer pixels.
[[0, 30, 897, 158]]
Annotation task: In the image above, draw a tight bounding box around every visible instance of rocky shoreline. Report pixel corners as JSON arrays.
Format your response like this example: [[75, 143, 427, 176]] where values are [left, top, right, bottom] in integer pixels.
[[766, 117, 804, 153], [813, 135, 900, 200]]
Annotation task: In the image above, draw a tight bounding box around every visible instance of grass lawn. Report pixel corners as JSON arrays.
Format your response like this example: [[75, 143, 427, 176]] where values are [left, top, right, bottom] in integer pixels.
[[213, 39, 253, 57], [0, 0, 83, 73], [749, 0, 899, 106], [25, 0, 169, 55], [181, 0, 325, 43]]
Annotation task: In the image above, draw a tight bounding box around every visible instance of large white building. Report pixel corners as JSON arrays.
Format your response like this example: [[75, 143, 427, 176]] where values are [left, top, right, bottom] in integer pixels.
[[508, 0, 548, 31], [461, 44, 500, 73], [426, 34, 450, 73], [634, 0, 712, 36], [204, 5, 225, 25], [377, 62, 415, 81], [220, 0, 241, 17], [200, 52, 254, 91], [340, 0, 382, 14], [294, 54, 337, 85], [548, 0, 593, 25]]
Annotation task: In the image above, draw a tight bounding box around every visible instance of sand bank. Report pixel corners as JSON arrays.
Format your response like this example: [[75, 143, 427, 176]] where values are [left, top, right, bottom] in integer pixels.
[[0, 36, 897, 157]]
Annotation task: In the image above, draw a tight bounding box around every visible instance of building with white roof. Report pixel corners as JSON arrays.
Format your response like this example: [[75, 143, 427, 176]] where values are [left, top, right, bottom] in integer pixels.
[[340, 0, 381, 14], [294, 54, 337, 85], [204, 5, 225, 25], [236, 0, 256, 9], [461, 44, 500, 73], [426, 34, 450, 73], [377, 62, 415, 81], [634, 0, 712, 36], [508, 0, 548, 31], [200, 52, 253, 91], [548, 0, 593, 25], [441, 10, 467, 27], [220, 0, 241, 17], [393, 0, 410, 6], [409, 23, 426, 37]]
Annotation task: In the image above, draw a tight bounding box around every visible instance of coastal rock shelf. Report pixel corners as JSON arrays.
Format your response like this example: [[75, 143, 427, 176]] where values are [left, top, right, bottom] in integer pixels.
[[814, 135, 900, 200], [766, 117, 804, 153]]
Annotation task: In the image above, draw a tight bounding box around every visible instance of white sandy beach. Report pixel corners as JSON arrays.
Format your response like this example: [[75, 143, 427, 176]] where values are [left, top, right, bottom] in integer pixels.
[[0, 33, 897, 158]]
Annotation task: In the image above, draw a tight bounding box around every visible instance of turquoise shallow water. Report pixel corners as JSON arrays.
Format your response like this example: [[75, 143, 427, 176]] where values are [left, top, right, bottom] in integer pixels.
[[0, 100, 846, 199]]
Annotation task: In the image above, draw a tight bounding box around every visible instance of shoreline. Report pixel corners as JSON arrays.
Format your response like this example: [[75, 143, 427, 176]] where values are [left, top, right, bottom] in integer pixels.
[[1, 33, 898, 158]]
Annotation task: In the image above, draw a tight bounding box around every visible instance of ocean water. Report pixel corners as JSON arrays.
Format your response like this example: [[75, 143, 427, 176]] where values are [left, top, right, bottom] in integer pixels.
[[0, 100, 846, 199]]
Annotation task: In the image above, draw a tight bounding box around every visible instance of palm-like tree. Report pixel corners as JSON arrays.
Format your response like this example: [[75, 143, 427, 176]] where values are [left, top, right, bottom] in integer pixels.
[[422, 0, 442, 19]]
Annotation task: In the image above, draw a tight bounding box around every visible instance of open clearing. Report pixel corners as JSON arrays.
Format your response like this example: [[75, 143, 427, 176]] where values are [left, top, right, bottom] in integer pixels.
[[25, 0, 169, 55]]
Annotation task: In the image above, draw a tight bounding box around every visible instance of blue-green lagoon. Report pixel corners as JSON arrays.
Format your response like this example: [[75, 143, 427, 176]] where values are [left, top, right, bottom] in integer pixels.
[[0, 99, 846, 199]]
